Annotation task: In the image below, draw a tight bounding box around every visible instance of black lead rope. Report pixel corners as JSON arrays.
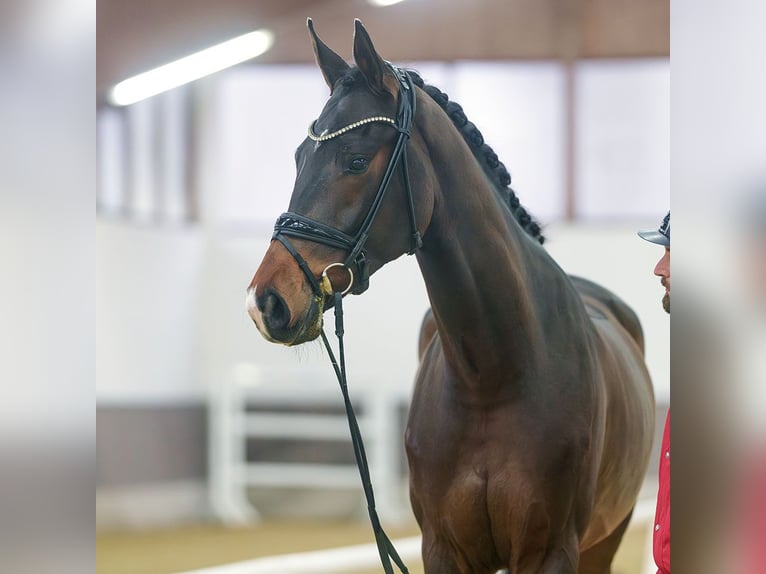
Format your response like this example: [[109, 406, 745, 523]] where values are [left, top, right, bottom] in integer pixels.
[[320, 292, 409, 574], [270, 65, 419, 573]]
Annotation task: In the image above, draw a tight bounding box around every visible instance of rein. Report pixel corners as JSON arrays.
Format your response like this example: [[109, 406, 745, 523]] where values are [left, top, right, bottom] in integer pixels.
[[270, 65, 419, 574], [321, 292, 409, 574]]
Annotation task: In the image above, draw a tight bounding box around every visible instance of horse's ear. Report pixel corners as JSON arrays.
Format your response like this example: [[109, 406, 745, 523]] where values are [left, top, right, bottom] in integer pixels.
[[352, 19, 394, 96], [307, 18, 350, 91]]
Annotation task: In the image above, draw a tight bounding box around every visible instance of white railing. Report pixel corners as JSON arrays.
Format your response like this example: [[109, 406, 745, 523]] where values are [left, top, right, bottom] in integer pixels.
[[208, 364, 412, 524]]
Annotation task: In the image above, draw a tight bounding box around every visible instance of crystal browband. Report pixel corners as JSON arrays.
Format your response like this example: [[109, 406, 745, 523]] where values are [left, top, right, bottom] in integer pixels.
[[307, 116, 396, 142]]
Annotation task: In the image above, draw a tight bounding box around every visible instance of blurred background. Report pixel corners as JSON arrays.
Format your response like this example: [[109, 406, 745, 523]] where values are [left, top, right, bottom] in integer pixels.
[[96, 1, 670, 573]]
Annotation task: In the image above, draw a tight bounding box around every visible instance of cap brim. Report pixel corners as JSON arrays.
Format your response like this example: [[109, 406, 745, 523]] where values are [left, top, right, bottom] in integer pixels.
[[637, 229, 670, 246]]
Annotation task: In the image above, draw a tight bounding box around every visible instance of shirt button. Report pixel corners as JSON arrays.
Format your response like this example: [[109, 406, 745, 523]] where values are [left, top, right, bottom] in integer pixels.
[[655, 524, 661, 531], [665, 450, 670, 458]]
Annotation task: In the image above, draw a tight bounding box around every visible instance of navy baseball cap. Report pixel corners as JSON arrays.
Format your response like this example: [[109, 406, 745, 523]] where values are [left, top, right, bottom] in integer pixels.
[[638, 211, 670, 246]]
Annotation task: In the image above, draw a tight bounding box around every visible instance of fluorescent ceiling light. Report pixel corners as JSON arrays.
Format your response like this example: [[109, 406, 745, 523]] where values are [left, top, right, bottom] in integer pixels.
[[368, 0, 408, 6], [109, 29, 274, 106]]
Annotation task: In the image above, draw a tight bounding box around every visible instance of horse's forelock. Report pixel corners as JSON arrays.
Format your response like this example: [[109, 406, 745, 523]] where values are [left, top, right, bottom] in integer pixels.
[[339, 71, 357, 88]]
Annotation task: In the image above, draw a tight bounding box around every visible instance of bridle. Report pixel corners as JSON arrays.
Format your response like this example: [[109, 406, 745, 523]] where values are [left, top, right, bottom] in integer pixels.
[[268, 65, 419, 574], [271, 64, 421, 298]]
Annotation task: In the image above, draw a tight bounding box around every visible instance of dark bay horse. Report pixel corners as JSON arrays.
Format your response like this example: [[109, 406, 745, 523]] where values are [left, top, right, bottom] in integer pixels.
[[246, 20, 655, 574]]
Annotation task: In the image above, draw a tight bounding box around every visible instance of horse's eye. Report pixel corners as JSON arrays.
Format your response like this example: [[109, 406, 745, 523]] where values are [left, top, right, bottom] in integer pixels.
[[347, 157, 369, 174]]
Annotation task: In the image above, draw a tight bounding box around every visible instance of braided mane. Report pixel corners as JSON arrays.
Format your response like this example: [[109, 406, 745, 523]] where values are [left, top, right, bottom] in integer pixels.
[[407, 71, 545, 244]]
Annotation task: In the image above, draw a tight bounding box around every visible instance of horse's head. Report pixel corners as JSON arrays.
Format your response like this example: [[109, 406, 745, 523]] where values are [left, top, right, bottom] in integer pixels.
[[246, 19, 435, 345]]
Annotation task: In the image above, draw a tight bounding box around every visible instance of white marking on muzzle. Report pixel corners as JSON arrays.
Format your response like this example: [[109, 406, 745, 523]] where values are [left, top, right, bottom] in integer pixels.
[[246, 286, 274, 342]]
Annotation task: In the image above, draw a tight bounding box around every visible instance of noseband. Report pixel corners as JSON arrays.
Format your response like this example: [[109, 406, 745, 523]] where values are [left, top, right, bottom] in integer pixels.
[[272, 64, 421, 297]]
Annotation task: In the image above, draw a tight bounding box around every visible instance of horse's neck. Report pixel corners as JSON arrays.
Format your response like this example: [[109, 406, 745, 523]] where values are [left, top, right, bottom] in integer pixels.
[[415, 121, 573, 396]]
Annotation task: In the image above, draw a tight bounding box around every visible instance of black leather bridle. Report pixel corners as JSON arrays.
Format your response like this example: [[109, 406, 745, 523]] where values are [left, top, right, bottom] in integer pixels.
[[271, 64, 421, 298], [268, 65, 420, 574]]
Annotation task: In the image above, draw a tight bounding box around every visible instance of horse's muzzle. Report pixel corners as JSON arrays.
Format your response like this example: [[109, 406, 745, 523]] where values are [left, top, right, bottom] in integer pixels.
[[246, 287, 323, 346]]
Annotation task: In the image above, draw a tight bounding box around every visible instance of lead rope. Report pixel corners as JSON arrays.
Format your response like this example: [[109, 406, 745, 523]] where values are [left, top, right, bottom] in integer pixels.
[[320, 291, 409, 574], [272, 65, 418, 572]]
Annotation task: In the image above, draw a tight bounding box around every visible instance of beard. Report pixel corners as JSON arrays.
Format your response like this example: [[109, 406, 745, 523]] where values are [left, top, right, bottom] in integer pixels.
[[662, 292, 670, 314]]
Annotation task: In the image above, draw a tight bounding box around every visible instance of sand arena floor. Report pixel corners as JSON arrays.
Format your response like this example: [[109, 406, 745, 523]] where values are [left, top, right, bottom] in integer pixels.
[[97, 518, 649, 574]]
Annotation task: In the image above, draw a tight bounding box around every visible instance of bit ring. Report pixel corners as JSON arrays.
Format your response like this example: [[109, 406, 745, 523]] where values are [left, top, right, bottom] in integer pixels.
[[321, 263, 354, 296]]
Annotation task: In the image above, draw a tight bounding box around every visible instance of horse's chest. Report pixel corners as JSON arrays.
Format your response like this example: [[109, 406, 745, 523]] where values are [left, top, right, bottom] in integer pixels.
[[406, 423, 523, 566], [406, 386, 579, 555], [405, 405, 524, 521]]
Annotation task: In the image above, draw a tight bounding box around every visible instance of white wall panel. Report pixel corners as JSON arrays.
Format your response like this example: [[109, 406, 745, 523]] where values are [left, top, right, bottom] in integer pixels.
[[575, 59, 670, 219], [451, 62, 567, 222], [127, 97, 157, 221], [96, 221, 205, 400], [97, 107, 125, 215], [211, 66, 328, 225], [159, 87, 189, 223]]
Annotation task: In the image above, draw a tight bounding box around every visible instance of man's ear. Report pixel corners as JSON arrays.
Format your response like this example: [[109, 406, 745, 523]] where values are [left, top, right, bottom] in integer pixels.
[[308, 18, 350, 91]]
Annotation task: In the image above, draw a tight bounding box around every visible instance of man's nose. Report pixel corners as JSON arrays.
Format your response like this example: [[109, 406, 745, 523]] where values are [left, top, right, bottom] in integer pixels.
[[654, 252, 669, 278]]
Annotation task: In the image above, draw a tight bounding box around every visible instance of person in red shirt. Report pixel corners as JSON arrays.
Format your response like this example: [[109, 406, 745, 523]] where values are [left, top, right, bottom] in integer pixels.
[[638, 212, 670, 573]]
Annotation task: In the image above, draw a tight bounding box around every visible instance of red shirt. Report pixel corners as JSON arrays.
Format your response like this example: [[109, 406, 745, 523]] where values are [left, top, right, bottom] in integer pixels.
[[736, 452, 766, 573], [653, 410, 670, 573]]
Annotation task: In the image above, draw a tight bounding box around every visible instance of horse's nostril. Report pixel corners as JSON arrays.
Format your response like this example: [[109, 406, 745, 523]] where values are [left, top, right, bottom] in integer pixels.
[[257, 289, 291, 333]]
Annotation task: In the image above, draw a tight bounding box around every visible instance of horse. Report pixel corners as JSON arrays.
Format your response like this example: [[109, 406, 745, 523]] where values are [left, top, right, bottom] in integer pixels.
[[246, 19, 655, 574]]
